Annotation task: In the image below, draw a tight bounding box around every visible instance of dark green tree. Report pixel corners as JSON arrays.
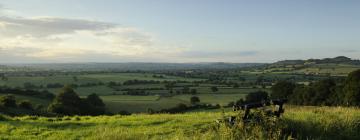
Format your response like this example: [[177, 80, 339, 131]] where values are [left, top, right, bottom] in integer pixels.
[[311, 79, 336, 105], [190, 96, 200, 105], [86, 93, 105, 107], [271, 81, 296, 99], [245, 91, 268, 103], [0, 95, 17, 107], [47, 85, 82, 115], [85, 93, 106, 115], [18, 100, 33, 110], [343, 70, 360, 106], [211, 86, 218, 92]]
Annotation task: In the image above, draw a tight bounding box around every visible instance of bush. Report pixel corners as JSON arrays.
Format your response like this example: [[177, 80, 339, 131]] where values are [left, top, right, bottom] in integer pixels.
[[344, 69, 360, 106], [190, 96, 200, 105], [245, 91, 269, 103], [47, 85, 83, 115], [0, 95, 17, 108], [271, 81, 295, 99], [48, 85, 106, 116], [18, 100, 33, 110]]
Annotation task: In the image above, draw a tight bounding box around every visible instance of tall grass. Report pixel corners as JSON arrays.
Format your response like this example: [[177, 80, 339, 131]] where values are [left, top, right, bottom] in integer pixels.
[[0, 106, 359, 140]]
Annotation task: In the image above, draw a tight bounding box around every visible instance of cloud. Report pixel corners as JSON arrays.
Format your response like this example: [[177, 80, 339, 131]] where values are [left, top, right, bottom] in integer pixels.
[[0, 16, 116, 37], [0, 15, 185, 62]]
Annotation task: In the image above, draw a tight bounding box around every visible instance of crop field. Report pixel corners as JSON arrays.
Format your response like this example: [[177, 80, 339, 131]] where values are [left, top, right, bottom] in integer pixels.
[[295, 64, 360, 76], [1, 106, 359, 140], [171, 94, 247, 106], [99, 93, 248, 113]]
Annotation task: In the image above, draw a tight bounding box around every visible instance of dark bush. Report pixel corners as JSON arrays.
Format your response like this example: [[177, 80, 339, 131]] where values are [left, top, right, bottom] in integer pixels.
[[18, 100, 33, 110], [0, 95, 17, 108]]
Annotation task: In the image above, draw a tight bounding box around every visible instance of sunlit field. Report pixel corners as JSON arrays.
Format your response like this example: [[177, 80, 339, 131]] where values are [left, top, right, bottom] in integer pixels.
[[1, 106, 359, 140]]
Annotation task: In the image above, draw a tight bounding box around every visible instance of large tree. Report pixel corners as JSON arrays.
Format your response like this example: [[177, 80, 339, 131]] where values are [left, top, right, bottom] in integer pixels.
[[271, 81, 296, 99], [85, 93, 106, 115], [48, 85, 83, 115], [311, 79, 336, 105], [245, 91, 269, 103], [343, 69, 360, 106]]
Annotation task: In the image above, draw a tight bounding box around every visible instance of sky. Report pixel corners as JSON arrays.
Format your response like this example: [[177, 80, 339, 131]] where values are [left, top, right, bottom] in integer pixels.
[[0, 0, 359, 63]]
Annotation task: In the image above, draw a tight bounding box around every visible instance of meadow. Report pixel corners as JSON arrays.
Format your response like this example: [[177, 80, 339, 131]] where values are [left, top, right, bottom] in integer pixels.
[[1, 106, 359, 140], [0, 72, 266, 113]]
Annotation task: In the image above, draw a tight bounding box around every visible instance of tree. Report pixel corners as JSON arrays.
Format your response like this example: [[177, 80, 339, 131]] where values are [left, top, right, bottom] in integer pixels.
[[85, 93, 106, 115], [271, 81, 295, 99], [0, 95, 17, 107], [311, 79, 336, 105], [48, 85, 82, 115], [245, 91, 268, 103], [343, 69, 360, 106], [190, 96, 200, 105], [211, 86, 218, 92], [86, 93, 105, 107]]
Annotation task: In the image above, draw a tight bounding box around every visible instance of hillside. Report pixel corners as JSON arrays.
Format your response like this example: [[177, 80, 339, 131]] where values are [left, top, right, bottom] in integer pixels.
[[1, 106, 359, 140], [263, 56, 360, 76]]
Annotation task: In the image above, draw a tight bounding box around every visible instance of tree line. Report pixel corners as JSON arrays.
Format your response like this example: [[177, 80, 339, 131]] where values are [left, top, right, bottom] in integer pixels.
[[271, 69, 360, 106]]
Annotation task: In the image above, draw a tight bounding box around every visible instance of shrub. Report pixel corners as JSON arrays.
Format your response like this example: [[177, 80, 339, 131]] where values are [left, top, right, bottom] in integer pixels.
[[190, 96, 200, 105], [18, 100, 33, 110], [47, 85, 82, 115], [271, 81, 295, 99], [343, 69, 360, 106], [0, 95, 17, 108], [245, 91, 269, 103]]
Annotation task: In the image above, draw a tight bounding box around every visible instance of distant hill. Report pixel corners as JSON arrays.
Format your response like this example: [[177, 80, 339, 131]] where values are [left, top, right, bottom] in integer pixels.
[[0, 62, 264, 72], [265, 56, 360, 76], [272, 56, 360, 66]]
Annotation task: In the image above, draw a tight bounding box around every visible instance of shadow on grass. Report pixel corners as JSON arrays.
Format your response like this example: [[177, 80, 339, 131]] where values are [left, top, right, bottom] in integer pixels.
[[4, 120, 96, 130], [282, 118, 360, 140]]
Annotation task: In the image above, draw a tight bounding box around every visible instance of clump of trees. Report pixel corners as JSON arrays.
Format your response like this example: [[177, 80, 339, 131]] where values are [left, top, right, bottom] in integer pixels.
[[48, 85, 106, 116], [0, 86, 54, 100], [0, 95, 34, 111], [0, 95, 17, 108], [232, 91, 269, 106], [272, 69, 360, 106]]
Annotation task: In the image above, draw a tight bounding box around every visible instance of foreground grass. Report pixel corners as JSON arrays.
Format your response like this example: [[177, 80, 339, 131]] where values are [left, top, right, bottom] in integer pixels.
[[1, 106, 360, 140]]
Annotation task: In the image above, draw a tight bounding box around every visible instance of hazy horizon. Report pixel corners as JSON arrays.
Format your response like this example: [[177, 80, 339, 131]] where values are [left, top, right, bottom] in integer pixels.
[[0, 0, 359, 63]]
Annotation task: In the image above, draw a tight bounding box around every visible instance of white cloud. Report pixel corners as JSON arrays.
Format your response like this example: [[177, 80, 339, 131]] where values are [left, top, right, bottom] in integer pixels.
[[0, 15, 184, 62]]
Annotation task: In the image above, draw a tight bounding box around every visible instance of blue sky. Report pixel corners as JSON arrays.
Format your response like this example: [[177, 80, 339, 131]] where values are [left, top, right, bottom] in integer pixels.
[[0, 0, 359, 63]]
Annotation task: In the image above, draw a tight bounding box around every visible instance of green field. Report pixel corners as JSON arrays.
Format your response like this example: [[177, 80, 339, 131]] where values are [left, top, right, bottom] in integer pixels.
[[99, 93, 247, 113], [1, 106, 359, 139], [295, 64, 360, 76]]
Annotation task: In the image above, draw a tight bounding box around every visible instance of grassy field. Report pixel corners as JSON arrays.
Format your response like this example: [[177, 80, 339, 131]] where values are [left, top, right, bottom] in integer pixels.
[[0, 106, 359, 140], [98, 93, 249, 113], [295, 64, 360, 76]]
